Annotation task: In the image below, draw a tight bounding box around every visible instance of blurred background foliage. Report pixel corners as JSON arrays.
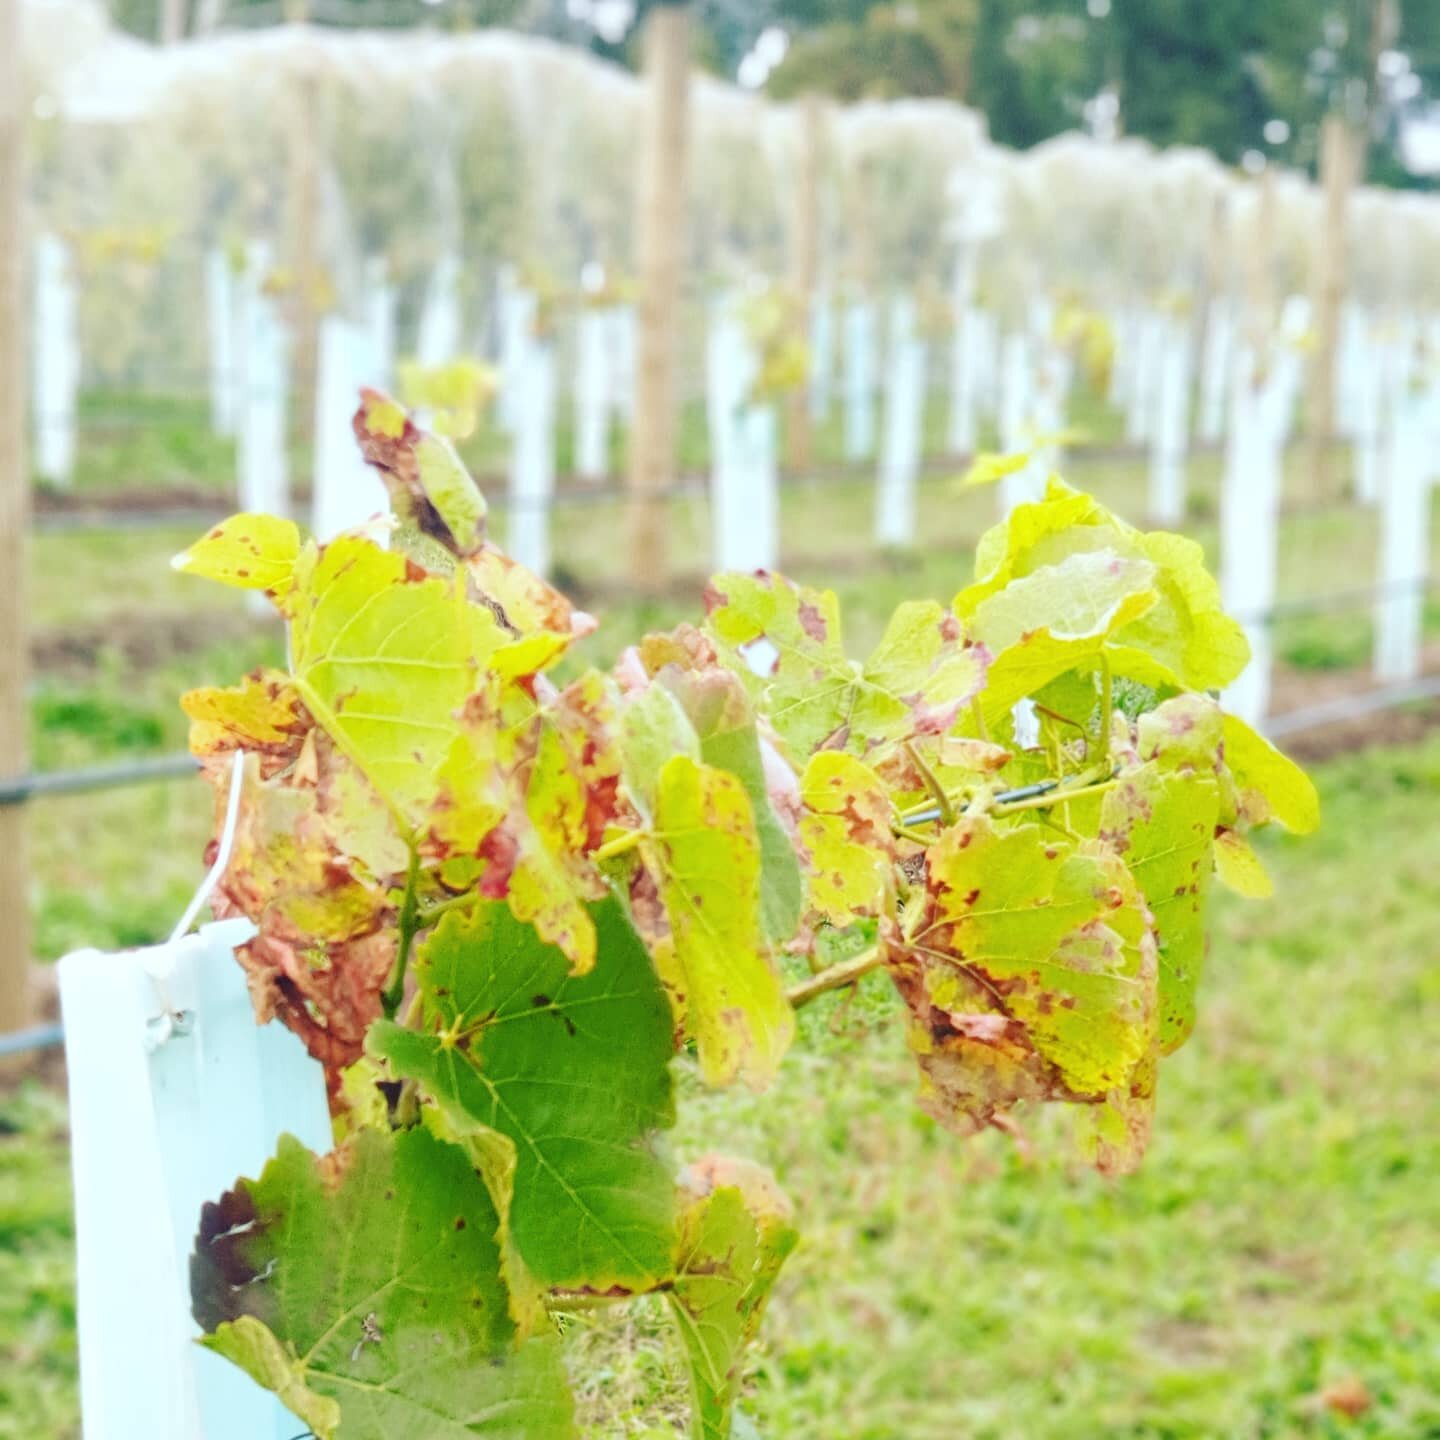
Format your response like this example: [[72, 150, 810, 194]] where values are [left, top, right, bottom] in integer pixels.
[[104, 0, 1440, 189]]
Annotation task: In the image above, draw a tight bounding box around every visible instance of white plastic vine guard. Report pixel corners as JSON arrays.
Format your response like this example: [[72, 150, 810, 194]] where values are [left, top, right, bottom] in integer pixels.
[[58, 919, 331, 1440]]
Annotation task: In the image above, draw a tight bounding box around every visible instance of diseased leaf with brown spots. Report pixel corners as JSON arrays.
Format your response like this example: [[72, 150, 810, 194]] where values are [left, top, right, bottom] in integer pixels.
[[702, 571, 851, 758], [182, 672, 308, 779], [668, 1157, 799, 1440], [171, 513, 302, 606], [798, 751, 895, 928], [353, 388, 487, 557], [1076, 1050, 1158, 1177], [209, 752, 400, 1076], [904, 823, 1152, 1123], [426, 674, 623, 973], [891, 816, 1156, 1141]]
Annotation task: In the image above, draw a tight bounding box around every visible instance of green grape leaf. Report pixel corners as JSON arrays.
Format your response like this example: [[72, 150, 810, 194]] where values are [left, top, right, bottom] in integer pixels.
[[1222, 713, 1320, 834], [620, 684, 702, 826], [798, 751, 895, 927], [660, 669, 804, 944], [1100, 763, 1219, 1052], [172, 512, 301, 604], [702, 572, 851, 757], [647, 755, 794, 1090], [668, 1157, 799, 1440], [192, 1127, 575, 1440], [956, 479, 1249, 692], [370, 895, 677, 1293], [897, 816, 1155, 1135], [703, 575, 985, 763]]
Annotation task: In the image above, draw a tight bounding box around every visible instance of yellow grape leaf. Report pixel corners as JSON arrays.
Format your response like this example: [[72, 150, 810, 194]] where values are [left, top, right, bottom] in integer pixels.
[[1214, 829, 1274, 898], [285, 534, 506, 834], [648, 755, 793, 1089], [956, 450, 1030, 489], [172, 513, 302, 606], [1222, 714, 1320, 834]]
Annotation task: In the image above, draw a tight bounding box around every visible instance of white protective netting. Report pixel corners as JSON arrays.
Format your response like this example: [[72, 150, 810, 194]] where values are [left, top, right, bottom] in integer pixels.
[[20, 0, 1440, 390]]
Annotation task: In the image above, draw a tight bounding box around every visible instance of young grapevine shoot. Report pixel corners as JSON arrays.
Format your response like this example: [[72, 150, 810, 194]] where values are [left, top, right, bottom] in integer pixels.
[[174, 392, 1317, 1437]]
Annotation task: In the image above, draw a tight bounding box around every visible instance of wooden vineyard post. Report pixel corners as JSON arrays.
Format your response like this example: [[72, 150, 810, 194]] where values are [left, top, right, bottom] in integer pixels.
[[1310, 113, 1355, 502], [159, 0, 186, 43], [0, 0, 32, 1050], [627, 2, 692, 592], [786, 95, 822, 475]]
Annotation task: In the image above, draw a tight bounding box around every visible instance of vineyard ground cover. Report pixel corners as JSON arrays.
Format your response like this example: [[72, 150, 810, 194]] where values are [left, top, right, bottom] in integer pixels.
[[4, 730, 1439, 1436]]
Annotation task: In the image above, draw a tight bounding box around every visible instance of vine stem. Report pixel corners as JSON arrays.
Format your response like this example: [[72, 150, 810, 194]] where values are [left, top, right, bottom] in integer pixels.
[[593, 828, 644, 863], [786, 947, 883, 1008], [382, 845, 422, 1019]]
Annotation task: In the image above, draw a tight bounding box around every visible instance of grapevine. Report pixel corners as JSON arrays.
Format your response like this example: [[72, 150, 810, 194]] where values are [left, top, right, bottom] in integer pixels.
[[175, 392, 1317, 1438]]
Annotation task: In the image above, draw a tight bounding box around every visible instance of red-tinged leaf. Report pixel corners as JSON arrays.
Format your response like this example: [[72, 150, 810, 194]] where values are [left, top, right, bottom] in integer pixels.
[[353, 389, 487, 557]]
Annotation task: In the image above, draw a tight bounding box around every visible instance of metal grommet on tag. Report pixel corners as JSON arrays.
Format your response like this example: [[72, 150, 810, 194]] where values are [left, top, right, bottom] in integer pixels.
[[144, 749, 246, 1049]]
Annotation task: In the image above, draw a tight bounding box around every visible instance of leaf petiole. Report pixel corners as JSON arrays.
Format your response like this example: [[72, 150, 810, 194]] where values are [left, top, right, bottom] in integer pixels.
[[905, 740, 955, 826], [382, 846, 422, 1018], [786, 946, 883, 1008], [415, 890, 480, 930], [593, 828, 645, 863]]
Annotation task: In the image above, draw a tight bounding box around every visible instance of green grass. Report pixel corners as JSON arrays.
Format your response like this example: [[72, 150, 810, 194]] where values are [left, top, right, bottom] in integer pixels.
[[5, 733, 1439, 1437]]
